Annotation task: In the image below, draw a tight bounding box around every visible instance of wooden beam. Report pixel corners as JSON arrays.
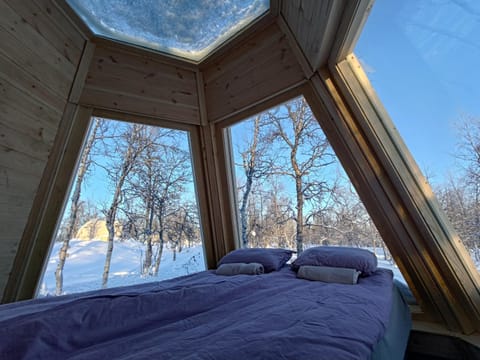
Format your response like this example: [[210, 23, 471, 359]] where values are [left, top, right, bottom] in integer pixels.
[[197, 122, 237, 263], [328, 0, 374, 66], [68, 41, 96, 103], [189, 126, 217, 268]]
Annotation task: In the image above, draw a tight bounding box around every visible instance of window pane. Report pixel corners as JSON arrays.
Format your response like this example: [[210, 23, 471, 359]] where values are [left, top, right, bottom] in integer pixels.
[[355, 0, 480, 272], [67, 0, 269, 61], [228, 96, 407, 284], [37, 118, 205, 296]]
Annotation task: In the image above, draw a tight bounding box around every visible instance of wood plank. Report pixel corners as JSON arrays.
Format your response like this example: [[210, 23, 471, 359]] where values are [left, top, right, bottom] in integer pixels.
[[187, 126, 216, 268], [79, 45, 200, 123], [4, 0, 83, 66], [281, 0, 347, 70], [68, 41, 95, 103], [200, 10, 276, 69], [202, 24, 284, 82], [203, 23, 305, 122], [85, 70, 197, 109], [276, 16, 314, 78], [0, 24, 72, 99], [0, 193, 38, 213], [0, 160, 46, 189], [212, 82, 306, 128], [195, 71, 208, 126], [86, 46, 198, 105], [0, 76, 62, 122], [80, 86, 200, 125], [0, 1, 76, 80], [0, 96, 58, 143], [92, 37, 199, 71], [0, 121, 53, 161], [0, 143, 49, 177], [0, 52, 66, 113], [0, 0, 84, 301], [328, 0, 374, 65]]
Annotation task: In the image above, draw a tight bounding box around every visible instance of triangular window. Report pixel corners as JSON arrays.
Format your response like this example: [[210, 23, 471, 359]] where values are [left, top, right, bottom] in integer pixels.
[[355, 0, 480, 273], [227, 96, 409, 285], [37, 117, 206, 297]]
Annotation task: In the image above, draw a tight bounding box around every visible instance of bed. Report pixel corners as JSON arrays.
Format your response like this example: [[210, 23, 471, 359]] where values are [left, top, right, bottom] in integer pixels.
[[0, 247, 411, 359]]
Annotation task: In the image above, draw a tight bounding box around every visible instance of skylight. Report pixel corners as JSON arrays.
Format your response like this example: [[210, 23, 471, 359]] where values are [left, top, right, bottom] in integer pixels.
[[67, 0, 270, 61]]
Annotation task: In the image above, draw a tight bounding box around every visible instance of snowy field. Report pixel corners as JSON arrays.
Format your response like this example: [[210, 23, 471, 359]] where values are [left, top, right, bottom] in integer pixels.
[[38, 239, 205, 297], [38, 240, 478, 298]]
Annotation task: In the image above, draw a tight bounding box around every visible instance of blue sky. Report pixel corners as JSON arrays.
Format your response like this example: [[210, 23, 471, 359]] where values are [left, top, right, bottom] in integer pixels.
[[355, 0, 480, 183]]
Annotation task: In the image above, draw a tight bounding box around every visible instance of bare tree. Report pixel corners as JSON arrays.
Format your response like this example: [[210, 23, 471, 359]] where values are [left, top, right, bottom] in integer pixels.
[[123, 128, 193, 276], [266, 97, 336, 253], [102, 124, 148, 288], [54, 118, 101, 295], [236, 115, 270, 247], [151, 143, 191, 276], [450, 116, 480, 261]]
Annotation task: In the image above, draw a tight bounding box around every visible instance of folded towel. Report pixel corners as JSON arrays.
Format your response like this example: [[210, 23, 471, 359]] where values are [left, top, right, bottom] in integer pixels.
[[216, 262, 264, 276], [297, 265, 360, 284]]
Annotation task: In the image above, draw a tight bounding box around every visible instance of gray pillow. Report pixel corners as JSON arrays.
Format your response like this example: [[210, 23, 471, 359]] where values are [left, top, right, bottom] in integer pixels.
[[216, 262, 265, 276], [291, 246, 377, 275], [296, 265, 361, 284], [217, 248, 293, 273]]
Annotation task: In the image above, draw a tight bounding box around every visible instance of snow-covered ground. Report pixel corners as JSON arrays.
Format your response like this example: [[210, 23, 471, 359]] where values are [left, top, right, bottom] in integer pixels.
[[38, 240, 478, 298], [38, 239, 205, 297]]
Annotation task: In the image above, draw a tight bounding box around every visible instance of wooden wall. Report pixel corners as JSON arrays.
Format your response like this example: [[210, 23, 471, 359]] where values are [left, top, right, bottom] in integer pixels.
[[79, 42, 200, 124], [202, 23, 306, 122], [280, 0, 346, 71], [0, 0, 85, 299]]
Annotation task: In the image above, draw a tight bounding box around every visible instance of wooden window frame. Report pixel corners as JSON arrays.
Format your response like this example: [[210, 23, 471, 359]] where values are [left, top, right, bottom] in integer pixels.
[[4, 107, 216, 301], [319, 54, 480, 333]]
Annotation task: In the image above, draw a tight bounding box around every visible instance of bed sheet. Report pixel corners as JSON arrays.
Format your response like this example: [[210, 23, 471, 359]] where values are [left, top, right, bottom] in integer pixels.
[[0, 267, 395, 360]]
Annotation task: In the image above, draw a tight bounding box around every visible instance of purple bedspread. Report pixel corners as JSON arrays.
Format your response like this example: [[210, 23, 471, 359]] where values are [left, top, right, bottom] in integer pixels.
[[0, 267, 393, 359]]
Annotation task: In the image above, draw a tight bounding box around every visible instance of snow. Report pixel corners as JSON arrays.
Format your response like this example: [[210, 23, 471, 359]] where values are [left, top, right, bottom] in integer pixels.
[[38, 239, 205, 297], [39, 240, 478, 299]]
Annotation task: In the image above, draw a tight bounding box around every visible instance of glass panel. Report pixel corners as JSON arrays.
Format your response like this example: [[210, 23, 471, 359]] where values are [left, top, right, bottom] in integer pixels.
[[228, 96, 408, 284], [67, 0, 270, 61], [37, 118, 205, 296], [355, 0, 480, 272]]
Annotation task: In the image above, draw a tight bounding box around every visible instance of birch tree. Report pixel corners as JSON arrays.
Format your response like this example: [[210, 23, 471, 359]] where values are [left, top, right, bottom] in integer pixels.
[[102, 124, 148, 288], [124, 128, 192, 276], [267, 97, 336, 254], [151, 142, 191, 276], [237, 115, 269, 247], [54, 118, 101, 295], [455, 116, 480, 260]]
